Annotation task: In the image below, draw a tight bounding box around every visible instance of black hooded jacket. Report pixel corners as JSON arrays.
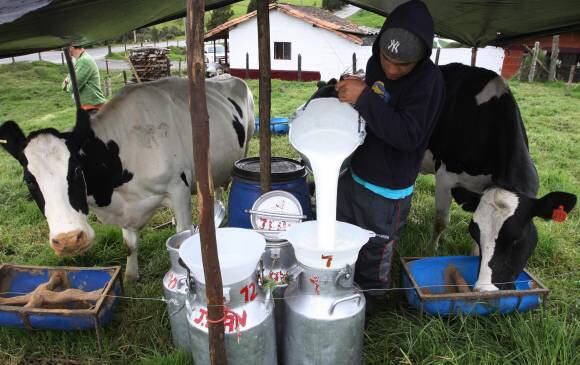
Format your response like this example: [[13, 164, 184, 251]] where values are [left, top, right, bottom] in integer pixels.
[[351, 0, 445, 190]]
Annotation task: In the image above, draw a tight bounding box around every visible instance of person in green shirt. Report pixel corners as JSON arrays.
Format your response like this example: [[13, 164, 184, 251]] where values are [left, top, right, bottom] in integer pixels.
[[62, 46, 106, 113]]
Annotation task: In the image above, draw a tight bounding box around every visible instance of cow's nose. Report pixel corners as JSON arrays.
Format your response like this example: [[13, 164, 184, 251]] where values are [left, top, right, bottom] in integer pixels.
[[51, 230, 91, 256]]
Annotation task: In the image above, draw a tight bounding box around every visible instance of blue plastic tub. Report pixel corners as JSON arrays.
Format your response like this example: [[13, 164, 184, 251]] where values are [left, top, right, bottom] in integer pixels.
[[0, 264, 121, 330], [228, 157, 312, 228], [401, 256, 548, 316], [254, 117, 289, 135]]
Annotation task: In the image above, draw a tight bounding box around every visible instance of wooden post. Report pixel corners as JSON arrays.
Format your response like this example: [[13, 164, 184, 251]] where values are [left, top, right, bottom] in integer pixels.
[[124, 39, 127, 53], [297, 54, 302, 81], [107, 44, 112, 57], [352, 52, 357, 73], [517, 55, 526, 81], [179, 59, 182, 76], [213, 40, 217, 63], [548, 35, 560, 82], [63, 47, 81, 110], [565, 64, 577, 96], [122, 70, 127, 85], [11, 57, 15, 64], [186, 1, 227, 364], [105, 59, 110, 76], [257, 0, 272, 194], [61, 53, 65, 65], [434, 48, 441, 65], [528, 41, 540, 82], [471, 47, 477, 66], [245, 52, 250, 79], [38, 52, 42, 61], [224, 37, 229, 65]]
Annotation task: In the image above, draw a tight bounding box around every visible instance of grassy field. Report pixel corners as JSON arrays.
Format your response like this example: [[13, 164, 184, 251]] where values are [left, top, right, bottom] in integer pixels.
[[0, 62, 578, 364], [347, 9, 386, 28]]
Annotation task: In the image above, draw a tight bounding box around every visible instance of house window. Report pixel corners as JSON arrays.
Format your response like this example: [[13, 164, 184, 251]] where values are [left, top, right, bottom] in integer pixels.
[[274, 42, 291, 60]]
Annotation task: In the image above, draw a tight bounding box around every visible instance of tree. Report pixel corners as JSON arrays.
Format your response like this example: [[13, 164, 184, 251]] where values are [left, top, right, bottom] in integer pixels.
[[207, 5, 234, 30], [322, 0, 343, 11], [247, 0, 257, 13]]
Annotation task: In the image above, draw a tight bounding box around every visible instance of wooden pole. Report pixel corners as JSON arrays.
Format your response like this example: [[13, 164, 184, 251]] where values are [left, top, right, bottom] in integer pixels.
[[122, 70, 127, 85], [352, 52, 357, 73], [565, 64, 577, 96], [61, 53, 65, 65], [105, 59, 110, 76], [179, 59, 182, 76], [11, 57, 15, 64], [549, 35, 560, 82], [434, 48, 441, 65], [471, 47, 477, 66], [213, 39, 217, 63], [224, 37, 229, 65], [257, 0, 272, 194], [186, 1, 227, 364], [528, 41, 540, 82], [38, 52, 42, 61], [63, 47, 81, 110], [297, 54, 302, 81]]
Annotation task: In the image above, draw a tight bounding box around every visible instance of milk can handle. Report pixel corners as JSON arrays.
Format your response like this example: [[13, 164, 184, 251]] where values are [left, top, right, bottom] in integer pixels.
[[328, 293, 363, 315]]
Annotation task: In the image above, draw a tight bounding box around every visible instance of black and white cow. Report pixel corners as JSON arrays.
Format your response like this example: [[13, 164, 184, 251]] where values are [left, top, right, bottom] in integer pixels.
[[305, 63, 577, 291], [0, 76, 254, 282], [452, 187, 576, 291], [423, 63, 541, 250]]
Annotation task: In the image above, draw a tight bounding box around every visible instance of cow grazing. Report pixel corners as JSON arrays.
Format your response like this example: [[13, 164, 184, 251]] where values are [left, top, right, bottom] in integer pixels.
[[0, 76, 254, 282], [423, 63, 540, 250], [452, 187, 576, 291], [304, 63, 576, 291]]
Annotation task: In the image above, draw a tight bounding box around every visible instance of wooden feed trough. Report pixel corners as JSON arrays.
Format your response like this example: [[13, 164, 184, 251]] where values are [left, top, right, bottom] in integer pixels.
[[401, 256, 549, 316], [0, 264, 121, 335]]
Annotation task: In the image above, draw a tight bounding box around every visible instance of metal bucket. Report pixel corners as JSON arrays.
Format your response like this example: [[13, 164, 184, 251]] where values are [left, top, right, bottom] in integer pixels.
[[283, 263, 365, 365], [179, 228, 277, 364], [185, 270, 277, 364], [163, 228, 196, 350]]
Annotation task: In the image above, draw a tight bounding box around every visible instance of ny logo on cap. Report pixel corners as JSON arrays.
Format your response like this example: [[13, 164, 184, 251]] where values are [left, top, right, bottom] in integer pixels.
[[388, 39, 400, 54]]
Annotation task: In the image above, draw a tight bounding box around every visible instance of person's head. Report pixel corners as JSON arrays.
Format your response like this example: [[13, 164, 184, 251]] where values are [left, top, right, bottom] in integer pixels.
[[379, 28, 425, 80], [68, 46, 85, 59]]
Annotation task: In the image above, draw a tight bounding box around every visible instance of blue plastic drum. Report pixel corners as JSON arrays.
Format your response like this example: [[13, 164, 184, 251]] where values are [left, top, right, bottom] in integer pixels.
[[228, 157, 312, 228]]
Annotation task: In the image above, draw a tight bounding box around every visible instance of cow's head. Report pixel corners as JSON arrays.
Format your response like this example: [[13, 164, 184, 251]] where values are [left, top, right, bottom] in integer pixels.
[[0, 109, 95, 256], [452, 187, 576, 291]]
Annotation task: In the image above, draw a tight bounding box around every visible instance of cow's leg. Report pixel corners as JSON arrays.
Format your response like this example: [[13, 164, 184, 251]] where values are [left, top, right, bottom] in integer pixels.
[[168, 184, 193, 233], [429, 175, 453, 251], [123, 228, 140, 282]]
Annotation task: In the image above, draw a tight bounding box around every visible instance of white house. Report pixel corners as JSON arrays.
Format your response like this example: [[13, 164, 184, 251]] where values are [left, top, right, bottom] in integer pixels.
[[205, 3, 377, 81]]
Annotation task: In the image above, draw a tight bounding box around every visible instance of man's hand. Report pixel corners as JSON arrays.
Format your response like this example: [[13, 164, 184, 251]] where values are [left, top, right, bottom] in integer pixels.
[[62, 77, 69, 91], [336, 77, 367, 104]]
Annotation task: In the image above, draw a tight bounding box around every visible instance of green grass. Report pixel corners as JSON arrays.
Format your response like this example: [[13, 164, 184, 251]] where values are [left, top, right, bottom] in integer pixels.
[[347, 9, 386, 28], [0, 62, 579, 364]]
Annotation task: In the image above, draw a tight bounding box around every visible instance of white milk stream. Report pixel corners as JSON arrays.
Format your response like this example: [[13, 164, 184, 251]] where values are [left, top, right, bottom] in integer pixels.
[[292, 129, 360, 249], [289, 98, 367, 252]]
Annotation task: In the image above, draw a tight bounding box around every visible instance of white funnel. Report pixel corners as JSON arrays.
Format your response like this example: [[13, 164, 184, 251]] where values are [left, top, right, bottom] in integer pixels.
[[179, 228, 266, 285], [289, 98, 366, 249], [284, 220, 374, 270]]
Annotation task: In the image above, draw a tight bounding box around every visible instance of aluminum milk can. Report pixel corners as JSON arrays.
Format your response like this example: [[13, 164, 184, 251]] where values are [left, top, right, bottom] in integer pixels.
[[283, 264, 365, 365], [162, 228, 196, 350], [185, 268, 277, 365]]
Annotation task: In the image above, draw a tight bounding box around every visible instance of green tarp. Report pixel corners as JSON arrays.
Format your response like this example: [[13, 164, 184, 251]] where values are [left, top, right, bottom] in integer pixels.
[[1, 0, 579, 57]]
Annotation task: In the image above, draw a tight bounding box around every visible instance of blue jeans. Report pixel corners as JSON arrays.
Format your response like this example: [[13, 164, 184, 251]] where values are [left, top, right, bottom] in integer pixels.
[[336, 172, 412, 293]]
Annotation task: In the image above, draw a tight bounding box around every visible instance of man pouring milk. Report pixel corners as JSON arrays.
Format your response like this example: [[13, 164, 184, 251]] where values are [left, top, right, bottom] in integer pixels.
[[334, 0, 445, 318]]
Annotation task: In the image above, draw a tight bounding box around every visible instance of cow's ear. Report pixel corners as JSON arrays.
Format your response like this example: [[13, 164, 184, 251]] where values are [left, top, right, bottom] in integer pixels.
[[0, 121, 27, 165], [69, 109, 92, 151], [452, 187, 482, 212], [533, 192, 577, 221]]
